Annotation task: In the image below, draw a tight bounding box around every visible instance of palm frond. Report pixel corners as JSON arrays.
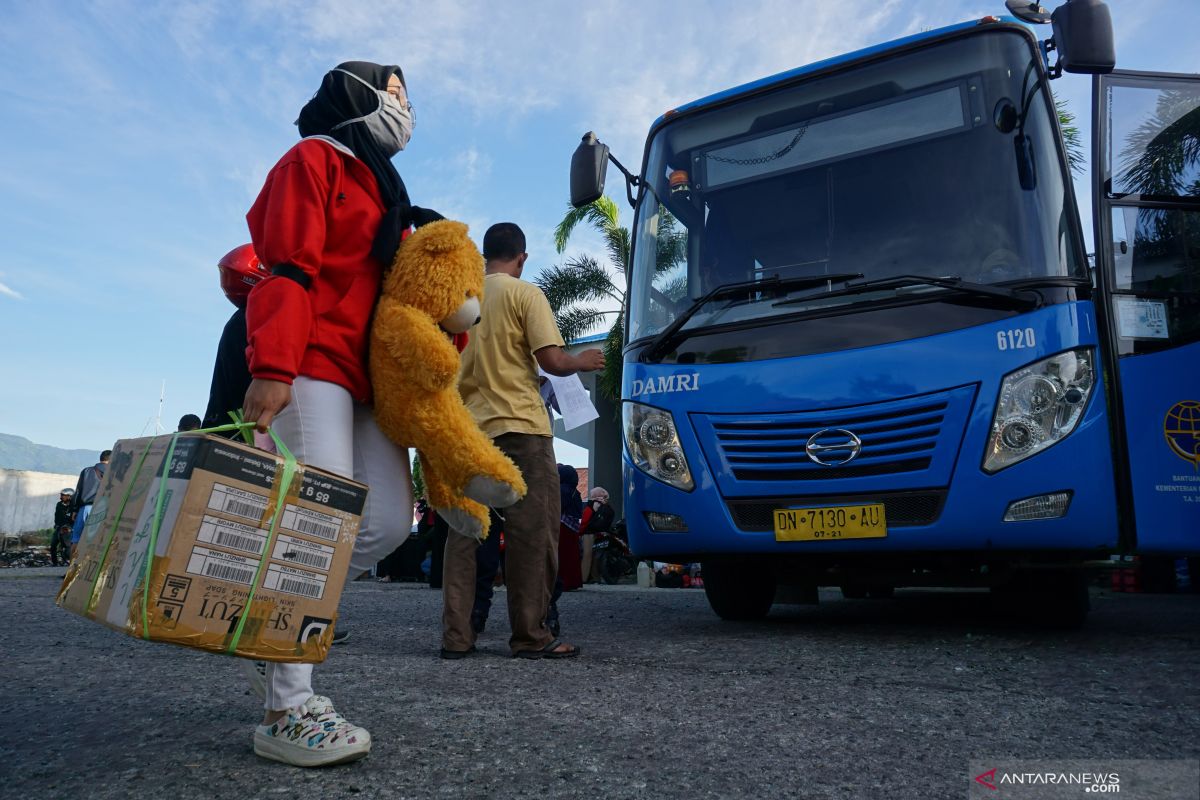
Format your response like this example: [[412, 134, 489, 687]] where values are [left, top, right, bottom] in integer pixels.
[[596, 317, 624, 404], [554, 196, 621, 253], [1055, 96, 1084, 177], [658, 273, 689, 302], [554, 306, 618, 344], [534, 255, 621, 311], [604, 225, 631, 272], [411, 453, 425, 500], [655, 210, 687, 271], [1116, 90, 1200, 196]]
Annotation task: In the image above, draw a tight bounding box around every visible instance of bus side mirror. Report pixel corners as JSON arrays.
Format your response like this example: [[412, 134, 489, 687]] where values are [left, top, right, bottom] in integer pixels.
[[570, 132, 610, 209], [1051, 0, 1115, 74]]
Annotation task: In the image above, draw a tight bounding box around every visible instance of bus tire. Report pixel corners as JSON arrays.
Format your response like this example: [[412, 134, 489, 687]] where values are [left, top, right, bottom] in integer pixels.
[[840, 584, 868, 599], [1036, 569, 1090, 629], [993, 568, 1090, 629], [702, 560, 775, 621]]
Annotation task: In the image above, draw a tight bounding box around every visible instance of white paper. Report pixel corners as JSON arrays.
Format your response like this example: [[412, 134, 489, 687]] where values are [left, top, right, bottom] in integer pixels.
[[1116, 296, 1169, 339], [538, 368, 599, 431]]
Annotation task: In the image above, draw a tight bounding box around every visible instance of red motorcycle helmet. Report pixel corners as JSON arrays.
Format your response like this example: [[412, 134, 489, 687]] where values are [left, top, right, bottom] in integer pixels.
[[218, 244, 267, 308]]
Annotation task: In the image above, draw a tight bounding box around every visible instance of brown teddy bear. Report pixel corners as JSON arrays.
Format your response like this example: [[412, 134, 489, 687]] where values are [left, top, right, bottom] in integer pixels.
[[370, 220, 526, 541]]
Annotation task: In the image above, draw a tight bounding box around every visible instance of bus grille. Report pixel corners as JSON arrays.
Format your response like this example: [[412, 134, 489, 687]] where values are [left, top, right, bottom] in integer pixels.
[[728, 492, 946, 531], [696, 388, 973, 484]]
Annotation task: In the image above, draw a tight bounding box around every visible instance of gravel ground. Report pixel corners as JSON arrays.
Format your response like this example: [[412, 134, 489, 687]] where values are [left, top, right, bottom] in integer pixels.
[[3, 569, 1198, 799]]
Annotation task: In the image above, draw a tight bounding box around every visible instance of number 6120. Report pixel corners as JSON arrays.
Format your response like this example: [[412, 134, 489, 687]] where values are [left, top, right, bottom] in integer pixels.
[[996, 328, 1036, 351]]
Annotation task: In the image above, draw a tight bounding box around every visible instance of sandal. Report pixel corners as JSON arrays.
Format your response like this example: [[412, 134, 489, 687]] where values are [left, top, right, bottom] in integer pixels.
[[513, 639, 580, 660]]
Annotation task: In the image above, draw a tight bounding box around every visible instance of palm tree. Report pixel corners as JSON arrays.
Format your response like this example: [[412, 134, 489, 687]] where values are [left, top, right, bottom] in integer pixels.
[[1056, 95, 1084, 177], [1116, 89, 1200, 198], [536, 196, 685, 402], [534, 196, 627, 401], [1113, 89, 1200, 290], [411, 453, 425, 501]]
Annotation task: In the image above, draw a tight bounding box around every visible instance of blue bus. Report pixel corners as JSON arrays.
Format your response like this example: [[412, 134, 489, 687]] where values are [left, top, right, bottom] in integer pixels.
[[570, 1, 1200, 625]]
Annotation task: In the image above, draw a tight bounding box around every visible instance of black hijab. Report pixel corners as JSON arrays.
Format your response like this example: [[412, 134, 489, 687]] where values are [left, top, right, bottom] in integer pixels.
[[558, 464, 583, 531], [297, 60, 412, 264]]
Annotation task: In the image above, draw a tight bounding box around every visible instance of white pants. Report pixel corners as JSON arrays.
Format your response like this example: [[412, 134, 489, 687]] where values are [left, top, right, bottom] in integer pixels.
[[264, 377, 411, 711]]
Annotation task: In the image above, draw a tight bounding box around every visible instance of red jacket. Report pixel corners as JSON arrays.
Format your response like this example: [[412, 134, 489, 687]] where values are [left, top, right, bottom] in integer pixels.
[[245, 138, 386, 403]]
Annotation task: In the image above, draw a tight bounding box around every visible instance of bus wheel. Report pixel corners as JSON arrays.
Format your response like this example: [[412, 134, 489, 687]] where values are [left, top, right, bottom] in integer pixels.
[[702, 560, 775, 621], [993, 568, 1090, 629], [840, 584, 868, 599], [866, 586, 895, 599]]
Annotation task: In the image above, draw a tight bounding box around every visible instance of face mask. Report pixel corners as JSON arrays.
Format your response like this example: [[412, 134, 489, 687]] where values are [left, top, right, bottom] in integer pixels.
[[329, 68, 415, 156], [376, 92, 414, 154]]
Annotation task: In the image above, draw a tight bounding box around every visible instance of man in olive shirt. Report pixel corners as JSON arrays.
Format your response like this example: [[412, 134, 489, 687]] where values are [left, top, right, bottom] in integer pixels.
[[443, 222, 603, 658]]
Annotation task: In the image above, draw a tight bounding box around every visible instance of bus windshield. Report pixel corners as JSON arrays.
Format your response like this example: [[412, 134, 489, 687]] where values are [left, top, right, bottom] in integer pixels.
[[628, 29, 1085, 343]]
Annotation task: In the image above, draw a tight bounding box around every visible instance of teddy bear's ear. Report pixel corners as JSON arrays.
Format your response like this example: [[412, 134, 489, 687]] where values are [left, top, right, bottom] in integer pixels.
[[413, 220, 471, 255]]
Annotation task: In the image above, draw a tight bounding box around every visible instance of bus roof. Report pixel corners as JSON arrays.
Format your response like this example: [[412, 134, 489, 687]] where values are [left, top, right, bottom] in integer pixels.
[[651, 16, 1027, 131]]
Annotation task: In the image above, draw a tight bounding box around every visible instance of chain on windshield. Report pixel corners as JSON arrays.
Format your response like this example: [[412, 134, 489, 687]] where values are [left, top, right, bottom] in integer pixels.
[[707, 123, 810, 165]]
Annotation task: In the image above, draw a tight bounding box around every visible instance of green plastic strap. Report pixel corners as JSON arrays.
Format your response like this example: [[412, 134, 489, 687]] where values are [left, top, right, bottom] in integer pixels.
[[139, 421, 259, 638], [86, 437, 157, 614], [224, 427, 296, 654], [227, 410, 256, 445]]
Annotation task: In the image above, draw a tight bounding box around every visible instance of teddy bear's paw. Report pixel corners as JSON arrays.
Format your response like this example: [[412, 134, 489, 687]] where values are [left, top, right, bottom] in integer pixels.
[[440, 506, 484, 542], [464, 475, 521, 508]]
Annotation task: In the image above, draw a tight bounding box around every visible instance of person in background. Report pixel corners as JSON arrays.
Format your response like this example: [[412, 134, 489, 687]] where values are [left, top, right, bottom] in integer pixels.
[[557, 464, 584, 593], [177, 414, 202, 432], [203, 244, 268, 431], [441, 222, 603, 660], [50, 488, 74, 566], [579, 486, 613, 584], [69, 450, 110, 556]]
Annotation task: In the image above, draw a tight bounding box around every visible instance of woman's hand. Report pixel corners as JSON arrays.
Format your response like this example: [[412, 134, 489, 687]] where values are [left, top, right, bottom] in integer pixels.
[[242, 378, 293, 432]]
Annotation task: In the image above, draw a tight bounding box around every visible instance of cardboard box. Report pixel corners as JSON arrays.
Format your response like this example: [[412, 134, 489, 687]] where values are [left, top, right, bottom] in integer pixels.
[[57, 433, 366, 663]]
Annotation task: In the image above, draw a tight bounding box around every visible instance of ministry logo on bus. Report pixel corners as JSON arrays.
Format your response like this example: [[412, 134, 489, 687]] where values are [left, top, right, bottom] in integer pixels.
[[1164, 400, 1200, 469], [630, 374, 700, 396]]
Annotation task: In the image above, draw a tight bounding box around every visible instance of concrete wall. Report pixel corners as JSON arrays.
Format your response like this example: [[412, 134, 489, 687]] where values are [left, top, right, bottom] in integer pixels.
[[0, 468, 78, 534]]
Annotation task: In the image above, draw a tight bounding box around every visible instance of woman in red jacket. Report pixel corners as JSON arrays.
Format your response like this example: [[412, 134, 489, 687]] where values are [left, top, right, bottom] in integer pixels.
[[240, 60, 440, 768]]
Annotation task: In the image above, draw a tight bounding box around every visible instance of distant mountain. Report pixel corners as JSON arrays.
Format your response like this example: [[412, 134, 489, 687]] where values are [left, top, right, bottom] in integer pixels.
[[0, 433, 97, 475]]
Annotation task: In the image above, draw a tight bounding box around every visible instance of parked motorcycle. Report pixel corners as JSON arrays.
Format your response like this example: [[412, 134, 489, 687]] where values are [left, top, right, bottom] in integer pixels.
[[593, 519, 637, 585]]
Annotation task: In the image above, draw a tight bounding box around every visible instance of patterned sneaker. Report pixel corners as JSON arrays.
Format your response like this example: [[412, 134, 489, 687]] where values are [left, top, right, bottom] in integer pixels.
[[239, 659, 267, 701], [253, 695, 371, 767]]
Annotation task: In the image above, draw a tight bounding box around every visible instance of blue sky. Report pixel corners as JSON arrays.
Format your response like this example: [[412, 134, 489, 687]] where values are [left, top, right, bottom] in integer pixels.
[[1, 0, 1197, 463]]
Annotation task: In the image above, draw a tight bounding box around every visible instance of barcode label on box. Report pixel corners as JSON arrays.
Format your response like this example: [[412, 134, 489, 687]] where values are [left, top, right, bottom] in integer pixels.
[[280, 505, 342, 542], [196, 515, 268, 556], [208, 484, 269, 521], [264, 563, 327, 600], [187, 546, 257, 587], [272, 534, 335, 573]]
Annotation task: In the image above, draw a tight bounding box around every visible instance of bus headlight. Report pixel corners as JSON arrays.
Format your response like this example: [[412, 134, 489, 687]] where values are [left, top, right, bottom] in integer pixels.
[[983, 348, 1095, 473], [623, 401, 694, 491]]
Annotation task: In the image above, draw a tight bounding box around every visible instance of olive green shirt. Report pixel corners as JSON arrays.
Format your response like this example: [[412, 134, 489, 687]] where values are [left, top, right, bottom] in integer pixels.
[[458, 273, 565, 439]]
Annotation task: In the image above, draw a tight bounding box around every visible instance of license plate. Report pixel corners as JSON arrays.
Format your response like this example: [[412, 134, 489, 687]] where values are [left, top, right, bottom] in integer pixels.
[[773, 503, 887, 542]]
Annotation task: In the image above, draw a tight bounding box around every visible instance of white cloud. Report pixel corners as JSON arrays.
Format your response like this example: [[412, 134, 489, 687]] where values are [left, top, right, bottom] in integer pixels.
[[240, 0, 926, 159], [0, 280, 23, 300]]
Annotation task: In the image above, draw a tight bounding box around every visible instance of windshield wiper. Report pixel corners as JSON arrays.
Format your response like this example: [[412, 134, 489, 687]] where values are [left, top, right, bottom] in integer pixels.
[[995, 276, 1091, 289], [773, 274, 1040, 311], [640, 273, 863, 362]]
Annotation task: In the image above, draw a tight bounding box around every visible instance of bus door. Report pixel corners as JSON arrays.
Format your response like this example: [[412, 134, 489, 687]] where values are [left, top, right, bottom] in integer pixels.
[[1092, 70, 1200, 553]]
